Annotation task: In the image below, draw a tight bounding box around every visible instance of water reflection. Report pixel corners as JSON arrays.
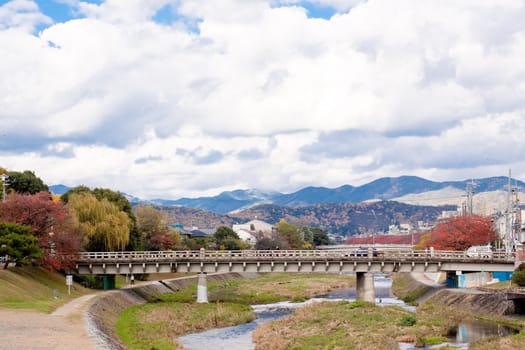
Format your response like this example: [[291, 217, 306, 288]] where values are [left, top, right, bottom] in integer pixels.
[[451, 320, 518, 343]]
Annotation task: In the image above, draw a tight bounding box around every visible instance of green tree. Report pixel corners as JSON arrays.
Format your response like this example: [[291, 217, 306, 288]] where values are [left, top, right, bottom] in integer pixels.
[[276, 219, 303, 249], [67, 192, 131, 251], [311, 227, 330, 246], [0, 222, 42, 267], [213, 226, 244, 250], [6, 170, 48, 195]]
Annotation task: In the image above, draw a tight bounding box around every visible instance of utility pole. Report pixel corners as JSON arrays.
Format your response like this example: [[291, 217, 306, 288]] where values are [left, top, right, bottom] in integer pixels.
[[0, 174, 7, 202], [466, 180, 474, 216], [506, 169, 512, 254]]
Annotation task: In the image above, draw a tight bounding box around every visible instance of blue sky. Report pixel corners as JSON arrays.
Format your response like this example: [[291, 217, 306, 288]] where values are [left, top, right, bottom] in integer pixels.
[[1, 0, 525, 200]]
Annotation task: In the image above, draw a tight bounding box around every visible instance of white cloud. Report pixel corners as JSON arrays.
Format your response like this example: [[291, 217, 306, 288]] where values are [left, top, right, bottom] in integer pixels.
[[1, 0, 525, 198], [0, 0, 52, 32]]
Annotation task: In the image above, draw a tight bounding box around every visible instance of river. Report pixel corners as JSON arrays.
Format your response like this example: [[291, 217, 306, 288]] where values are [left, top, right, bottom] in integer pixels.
[[178, 275, 514, 349]]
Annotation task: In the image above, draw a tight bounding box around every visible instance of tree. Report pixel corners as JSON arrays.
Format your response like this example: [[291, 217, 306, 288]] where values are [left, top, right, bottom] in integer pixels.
[[5, 170, 48, 195], [212, 226, 245, 250], [0, 222, 42, 267], [67, 192, 131, 251], [311, 227, 330, 246], [512, 263, 525, 287], [0, 191, 80, 270], [276, 219, 303, 249], [426, 215, 498, 251], [63, 186, 142, 250], [148, 230, 182, 250], [254, 236, 289, 250]]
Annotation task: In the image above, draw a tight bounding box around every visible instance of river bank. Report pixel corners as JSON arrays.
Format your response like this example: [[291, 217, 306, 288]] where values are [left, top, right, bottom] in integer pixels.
[[86, 272, 525, 350]]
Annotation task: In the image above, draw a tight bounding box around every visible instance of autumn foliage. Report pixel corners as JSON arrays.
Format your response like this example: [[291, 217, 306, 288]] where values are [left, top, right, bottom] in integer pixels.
[[0, 191, 81, 270], [426, 215, 497, 251]]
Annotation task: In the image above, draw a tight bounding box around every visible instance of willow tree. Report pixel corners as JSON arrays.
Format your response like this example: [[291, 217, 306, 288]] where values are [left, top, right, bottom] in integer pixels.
[[67, 192, 131, 251]]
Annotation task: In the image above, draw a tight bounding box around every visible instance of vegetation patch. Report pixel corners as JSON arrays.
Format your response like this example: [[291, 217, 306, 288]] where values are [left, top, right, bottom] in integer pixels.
[[117, 273, 354, 349], [253, 301, 418, 350], [117, 302, 254, 350], [390, 273, 432, 304]]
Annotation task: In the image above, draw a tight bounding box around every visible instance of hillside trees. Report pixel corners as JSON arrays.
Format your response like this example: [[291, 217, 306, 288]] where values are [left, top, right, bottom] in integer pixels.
[[67, 192, 131, 251], [0, 192, 80, 269], [426, 215, 498, 251]]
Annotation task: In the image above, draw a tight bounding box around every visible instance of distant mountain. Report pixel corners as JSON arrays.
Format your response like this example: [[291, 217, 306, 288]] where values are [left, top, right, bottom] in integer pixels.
[[49, 184, 70, 195], [151, 176, 525, 214], [51, 175, 525, 215], [151, 189, 277, 214]]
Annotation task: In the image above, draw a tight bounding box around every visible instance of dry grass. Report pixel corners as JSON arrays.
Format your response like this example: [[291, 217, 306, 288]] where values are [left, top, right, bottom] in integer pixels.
[[253, 301, 409, 350], [117, 302, 254, 350]]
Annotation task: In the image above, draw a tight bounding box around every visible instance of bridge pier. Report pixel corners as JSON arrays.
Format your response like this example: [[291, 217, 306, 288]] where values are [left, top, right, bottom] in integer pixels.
[[197, 273, 208, 303], [356, 272, 375, 303]]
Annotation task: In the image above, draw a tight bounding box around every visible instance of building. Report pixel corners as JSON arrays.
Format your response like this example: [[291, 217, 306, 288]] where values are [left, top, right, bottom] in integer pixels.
[[232, 219, 275, 245]]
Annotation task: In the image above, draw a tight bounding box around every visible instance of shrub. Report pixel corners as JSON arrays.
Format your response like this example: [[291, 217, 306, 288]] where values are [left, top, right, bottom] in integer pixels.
[[512, 270, 525, 286], [398, 315, 417, 326]]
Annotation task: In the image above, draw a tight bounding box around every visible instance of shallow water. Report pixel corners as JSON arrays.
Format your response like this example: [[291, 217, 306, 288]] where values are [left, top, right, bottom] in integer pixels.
[[178, 275, 511, 349]]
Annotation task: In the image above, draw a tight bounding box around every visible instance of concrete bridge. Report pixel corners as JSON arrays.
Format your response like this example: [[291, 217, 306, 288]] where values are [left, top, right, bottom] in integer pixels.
[[75, 249, 516, 303]]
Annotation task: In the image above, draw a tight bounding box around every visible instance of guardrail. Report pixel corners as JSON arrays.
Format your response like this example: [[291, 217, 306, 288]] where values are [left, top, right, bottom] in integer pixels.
[[75, 249, 515, 262]]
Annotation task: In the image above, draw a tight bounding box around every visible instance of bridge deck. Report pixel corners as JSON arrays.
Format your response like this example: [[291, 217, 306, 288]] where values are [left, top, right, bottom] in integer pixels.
[[74, 249, 516, 275]]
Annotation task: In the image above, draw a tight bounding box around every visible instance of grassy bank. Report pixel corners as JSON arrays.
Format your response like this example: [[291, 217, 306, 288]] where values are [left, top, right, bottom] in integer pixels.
[[116, 273, 354, 350], [253, 297, 525, 350], [390, 273, 434, 304], [253, 300, 453, 350], [117, 302, 254, 350], [0, 266, 91, 313]]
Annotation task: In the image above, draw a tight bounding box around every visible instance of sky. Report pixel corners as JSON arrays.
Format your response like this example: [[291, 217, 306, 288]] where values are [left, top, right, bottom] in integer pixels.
[[1, 0, 525, 200]]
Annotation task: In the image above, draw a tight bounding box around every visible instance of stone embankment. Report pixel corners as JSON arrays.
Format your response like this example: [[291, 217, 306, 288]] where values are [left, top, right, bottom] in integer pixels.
[[424, 288, 516, 315], [408, 273, 517, 316], [86, 273, 254, 350]]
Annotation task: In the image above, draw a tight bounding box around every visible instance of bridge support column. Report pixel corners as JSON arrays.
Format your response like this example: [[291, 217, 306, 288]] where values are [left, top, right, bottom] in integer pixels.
[[197, 273, 208, 303], [356, 272, 375, 303]]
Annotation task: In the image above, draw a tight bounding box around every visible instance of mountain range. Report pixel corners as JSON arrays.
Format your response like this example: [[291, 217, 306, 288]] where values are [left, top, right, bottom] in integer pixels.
[[147, 175, 525, 214], [50, 175, 525, 215]]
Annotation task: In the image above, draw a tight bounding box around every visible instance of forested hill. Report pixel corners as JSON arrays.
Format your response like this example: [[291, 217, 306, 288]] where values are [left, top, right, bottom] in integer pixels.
[[160, 201, 456, 237]]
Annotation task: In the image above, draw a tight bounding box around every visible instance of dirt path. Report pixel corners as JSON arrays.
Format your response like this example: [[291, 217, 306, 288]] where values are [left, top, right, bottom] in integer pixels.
[[0, 293, 102, 350]]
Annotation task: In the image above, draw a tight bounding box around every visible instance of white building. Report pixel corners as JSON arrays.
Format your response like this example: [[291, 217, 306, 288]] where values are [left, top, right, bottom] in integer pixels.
[[232, 219, 275, 244]]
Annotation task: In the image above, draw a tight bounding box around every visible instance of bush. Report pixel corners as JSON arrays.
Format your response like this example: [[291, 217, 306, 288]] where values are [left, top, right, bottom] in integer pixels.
[[398, 315, 417, 326], [512, 270, 525, 286]]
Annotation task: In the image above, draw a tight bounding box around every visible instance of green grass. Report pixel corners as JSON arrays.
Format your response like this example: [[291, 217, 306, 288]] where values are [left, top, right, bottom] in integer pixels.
[[0, 266, 91, 313]]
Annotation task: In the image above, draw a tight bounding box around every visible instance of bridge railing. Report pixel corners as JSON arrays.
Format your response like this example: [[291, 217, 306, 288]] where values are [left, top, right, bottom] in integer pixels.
[[74, 249, 515, 262]]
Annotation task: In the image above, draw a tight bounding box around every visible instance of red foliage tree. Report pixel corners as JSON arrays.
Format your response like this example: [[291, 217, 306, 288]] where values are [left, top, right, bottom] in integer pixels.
[[0, 192, 81, 270], [426, 215, 497, 251]]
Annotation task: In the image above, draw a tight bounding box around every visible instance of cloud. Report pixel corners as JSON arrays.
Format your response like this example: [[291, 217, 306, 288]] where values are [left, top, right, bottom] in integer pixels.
[[1, 0, 525, 198], [0, 0, 52, 32]]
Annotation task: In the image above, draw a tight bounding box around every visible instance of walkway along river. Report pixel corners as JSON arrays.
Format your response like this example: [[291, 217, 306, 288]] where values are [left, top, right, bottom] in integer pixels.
[[177, 275, 517, 350]]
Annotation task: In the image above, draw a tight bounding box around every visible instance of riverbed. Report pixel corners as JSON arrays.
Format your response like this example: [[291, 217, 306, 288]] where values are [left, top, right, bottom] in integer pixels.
[[178, 275, 516, 350]]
